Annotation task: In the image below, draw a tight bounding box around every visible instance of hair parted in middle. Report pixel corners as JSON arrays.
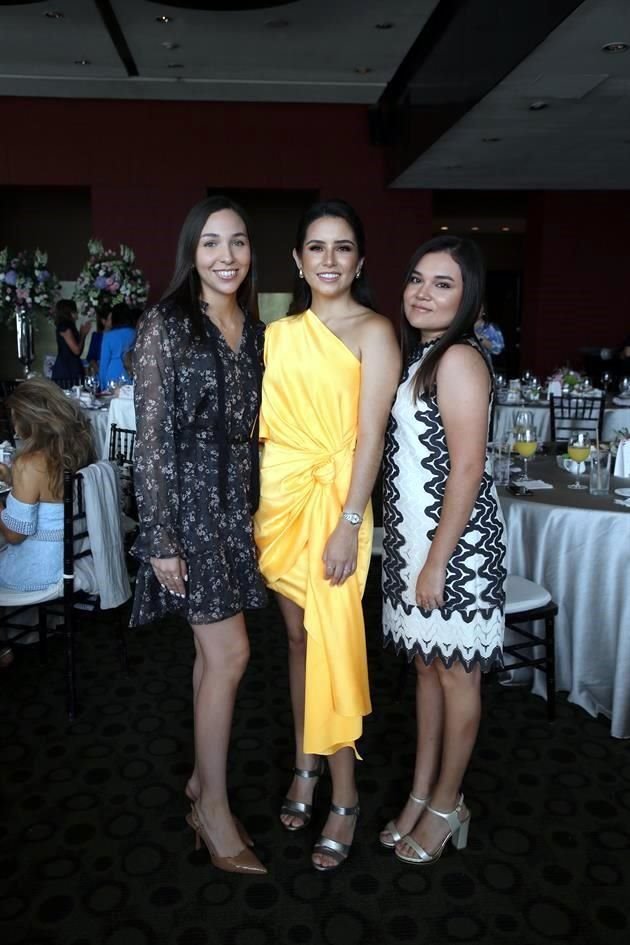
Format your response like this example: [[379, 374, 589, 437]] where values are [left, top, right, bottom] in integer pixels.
[[161, 194, 259, 338], [288, 198, 377, 316], [400, 234, 486, 400]]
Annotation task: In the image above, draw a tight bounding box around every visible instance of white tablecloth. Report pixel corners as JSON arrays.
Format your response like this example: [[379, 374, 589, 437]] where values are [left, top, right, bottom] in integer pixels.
[[494, 402, 630, 442], [82, 396, 136, 460], [499, 458, 630, 738]]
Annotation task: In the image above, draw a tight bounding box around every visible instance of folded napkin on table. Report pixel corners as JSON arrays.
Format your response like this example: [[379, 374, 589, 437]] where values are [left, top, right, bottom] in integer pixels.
[[116, 384, 134, 400], [614, 440, 630, 478], [612, 396, 630, 407], [614, 498, 630, 508], [514, 479, 554, 490]]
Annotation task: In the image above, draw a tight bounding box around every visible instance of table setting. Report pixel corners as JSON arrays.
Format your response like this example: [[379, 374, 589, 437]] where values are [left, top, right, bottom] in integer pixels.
[[493, 435, 630, 738]]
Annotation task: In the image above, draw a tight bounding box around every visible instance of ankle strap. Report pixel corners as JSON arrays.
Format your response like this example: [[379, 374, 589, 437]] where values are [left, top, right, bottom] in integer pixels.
[[409, 792, 429, 805], [294, 763, 322, 780], [426, 793, 464, 831], [330, 802, 360, 817]]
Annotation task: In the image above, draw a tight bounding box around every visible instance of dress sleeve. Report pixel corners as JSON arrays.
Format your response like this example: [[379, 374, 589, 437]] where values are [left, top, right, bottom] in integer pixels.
[[132, 306, 182, 560], [1, 494, 38, 535]]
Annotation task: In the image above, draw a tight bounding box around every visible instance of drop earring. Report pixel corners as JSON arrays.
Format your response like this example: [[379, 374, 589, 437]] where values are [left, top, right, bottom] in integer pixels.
[[355, 268, 362, 280], [298, 267, 304, 279]]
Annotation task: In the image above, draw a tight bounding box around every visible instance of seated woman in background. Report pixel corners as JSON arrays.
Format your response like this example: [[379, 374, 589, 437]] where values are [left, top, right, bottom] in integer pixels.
[[99, 303, 136, 390], [51, 299, 91, 385], [0, 379, 95, 664], [85, 307, 112, 376]]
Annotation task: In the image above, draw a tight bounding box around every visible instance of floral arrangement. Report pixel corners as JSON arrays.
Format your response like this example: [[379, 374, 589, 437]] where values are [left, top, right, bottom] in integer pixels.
[[0, 247, 60, 324], [73, 239, 149, 317]]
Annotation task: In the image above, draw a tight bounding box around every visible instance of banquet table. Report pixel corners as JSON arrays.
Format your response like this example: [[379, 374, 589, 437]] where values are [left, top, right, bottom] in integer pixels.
[[498, 453, 630, 738], [81, 394, 136, 460], [493, 398, 630, 443]]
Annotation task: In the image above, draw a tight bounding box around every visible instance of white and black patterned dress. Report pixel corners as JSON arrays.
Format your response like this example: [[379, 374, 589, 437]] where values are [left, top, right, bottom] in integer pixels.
[[382, 339, 506, 671], [131, 302, 267, 627]]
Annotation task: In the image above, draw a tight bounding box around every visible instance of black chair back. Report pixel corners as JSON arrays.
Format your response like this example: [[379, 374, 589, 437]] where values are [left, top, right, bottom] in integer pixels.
[[549, 393, 605, 443], [109, 423, 136, 463]]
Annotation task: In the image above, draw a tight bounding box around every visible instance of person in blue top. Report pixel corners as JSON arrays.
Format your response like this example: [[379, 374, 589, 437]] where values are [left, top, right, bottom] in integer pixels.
[[0, 379, 95, 664], [86, 307, 112, 375], [99, 303, 136, 389], [473, 305, 504, 360]]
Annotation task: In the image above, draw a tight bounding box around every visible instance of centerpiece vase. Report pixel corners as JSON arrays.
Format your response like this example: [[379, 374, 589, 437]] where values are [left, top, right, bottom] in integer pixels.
[[16, 305, 35, 377]]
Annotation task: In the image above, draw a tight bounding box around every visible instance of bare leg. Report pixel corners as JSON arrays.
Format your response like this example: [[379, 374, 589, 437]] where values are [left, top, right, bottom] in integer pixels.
[[191, 613, 250, 857], [186, 635, 203, 801], [276, 592, 321, 828], [312, 747, 358, 869], [397, 662, 480, 858], [380, 657, 443, 844]]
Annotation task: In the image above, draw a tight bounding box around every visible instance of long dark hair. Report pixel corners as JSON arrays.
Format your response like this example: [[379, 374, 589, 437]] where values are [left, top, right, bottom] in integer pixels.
[[54, 298, 77, 327], [161, 195, 259, 338], [288, 198, 376, 315], [401, 235, 485, 399]]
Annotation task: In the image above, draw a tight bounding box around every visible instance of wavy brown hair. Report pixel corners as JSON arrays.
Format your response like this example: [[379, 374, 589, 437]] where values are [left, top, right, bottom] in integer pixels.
[[7, 378, 96, 498]]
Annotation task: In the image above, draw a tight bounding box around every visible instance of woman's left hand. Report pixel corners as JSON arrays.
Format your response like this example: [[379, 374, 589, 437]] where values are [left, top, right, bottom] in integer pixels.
[[415, 562, 446, 611], [322, 519, 359, 586]]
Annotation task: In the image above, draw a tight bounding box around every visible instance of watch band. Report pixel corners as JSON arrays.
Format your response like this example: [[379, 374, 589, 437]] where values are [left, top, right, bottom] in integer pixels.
[[341, 510, 363, 527]]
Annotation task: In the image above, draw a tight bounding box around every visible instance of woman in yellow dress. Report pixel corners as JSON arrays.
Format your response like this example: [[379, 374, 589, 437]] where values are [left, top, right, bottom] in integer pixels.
[[255, 199, 400, 870]]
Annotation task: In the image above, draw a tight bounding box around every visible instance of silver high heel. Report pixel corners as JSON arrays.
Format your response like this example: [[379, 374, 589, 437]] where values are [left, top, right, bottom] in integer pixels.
[[280, 758, 325, 831], [395, 793, 470, 866], [379, 792, 430, 849], [312, 801, 360, 872]]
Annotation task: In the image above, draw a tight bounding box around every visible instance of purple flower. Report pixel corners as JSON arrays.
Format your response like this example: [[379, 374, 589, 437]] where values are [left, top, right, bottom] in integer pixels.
[[36, 270, 50, 283], [4, 270, 17, 286], [94, 276, 108, 290]]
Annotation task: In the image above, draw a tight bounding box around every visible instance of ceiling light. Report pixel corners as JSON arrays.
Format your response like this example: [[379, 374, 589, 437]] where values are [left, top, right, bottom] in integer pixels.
[[74, 59, 90, 66], [471, 226, 480, 232], [44, 11, 64, 18], [375, 22, 394, 30], [167, 63, 184, 69], [440, 226, 449, 231], [161, 42, 179, 49], [354, 67, 372, 75], [529, 101, 548, 111], [602, 42, 628, 53], [501, 226, 511, 232], [156, 15, 172, 24], [481, 136, 501, 143]]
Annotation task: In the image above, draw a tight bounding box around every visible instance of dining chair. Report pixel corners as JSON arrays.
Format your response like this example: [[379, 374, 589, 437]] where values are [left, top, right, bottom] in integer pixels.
[[549, 393, 605, 443], [109, 424, 137, 524], [0, 467, 131, 719], [503, 575, 558, 721]]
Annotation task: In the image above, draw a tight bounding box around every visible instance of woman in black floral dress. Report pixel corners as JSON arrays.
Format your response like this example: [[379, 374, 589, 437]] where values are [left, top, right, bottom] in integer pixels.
[[131, 196, 267, 874]]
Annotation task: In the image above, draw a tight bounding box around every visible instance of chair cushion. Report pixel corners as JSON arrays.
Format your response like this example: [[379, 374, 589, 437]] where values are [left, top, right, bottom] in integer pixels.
[[505, 574, 552, 614]]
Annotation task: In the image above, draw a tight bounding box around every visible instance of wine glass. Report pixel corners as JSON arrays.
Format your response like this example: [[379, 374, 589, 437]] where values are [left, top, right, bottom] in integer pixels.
[[513, 409, 534, 437], [566, 431, 590, 490], [600, 371, 612, 392], [620, 377, 630, 398], [515, 427, 537, 483]]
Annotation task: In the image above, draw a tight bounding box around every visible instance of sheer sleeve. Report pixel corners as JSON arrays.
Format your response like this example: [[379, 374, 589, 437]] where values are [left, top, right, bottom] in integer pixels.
[[132, 305, 182, 560]]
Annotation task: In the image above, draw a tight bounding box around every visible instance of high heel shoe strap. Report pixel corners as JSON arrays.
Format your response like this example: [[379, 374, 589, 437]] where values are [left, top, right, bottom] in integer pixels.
[[294, 760, 324, 780], [330, 802, 360, 818], [426, 793, 465, 834]]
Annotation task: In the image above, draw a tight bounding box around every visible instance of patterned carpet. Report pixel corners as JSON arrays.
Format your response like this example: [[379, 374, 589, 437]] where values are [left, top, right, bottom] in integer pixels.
[[1, 563, 629, 945]]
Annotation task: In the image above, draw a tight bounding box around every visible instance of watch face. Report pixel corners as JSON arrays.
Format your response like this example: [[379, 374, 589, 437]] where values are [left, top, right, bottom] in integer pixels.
[[343, 512, 361, 525]]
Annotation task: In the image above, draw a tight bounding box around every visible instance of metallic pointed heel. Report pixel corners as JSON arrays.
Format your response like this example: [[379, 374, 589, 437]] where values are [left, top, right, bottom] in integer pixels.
[[312, 801, 360, 872], [280, 757, 325, 831], [395, 793, 470, 866], [186, 804, 267, 875], [379, 792, 430, 849]]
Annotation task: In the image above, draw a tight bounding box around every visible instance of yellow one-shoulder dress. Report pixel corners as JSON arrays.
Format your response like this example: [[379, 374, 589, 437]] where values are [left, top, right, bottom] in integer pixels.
[[254, 310, 373, 757]]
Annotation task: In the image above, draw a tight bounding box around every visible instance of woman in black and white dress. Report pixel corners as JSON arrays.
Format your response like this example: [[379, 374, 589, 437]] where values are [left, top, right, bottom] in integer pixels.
[[381, 235, 506, 865]]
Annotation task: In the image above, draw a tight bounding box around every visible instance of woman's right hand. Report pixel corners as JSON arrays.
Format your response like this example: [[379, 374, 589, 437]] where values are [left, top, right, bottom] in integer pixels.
[[150, 555, 188, 598]]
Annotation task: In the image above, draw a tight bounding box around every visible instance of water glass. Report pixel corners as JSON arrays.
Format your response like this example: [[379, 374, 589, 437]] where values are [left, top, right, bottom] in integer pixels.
[[513, 410, 534, 436], [589, 450, 611, 495]]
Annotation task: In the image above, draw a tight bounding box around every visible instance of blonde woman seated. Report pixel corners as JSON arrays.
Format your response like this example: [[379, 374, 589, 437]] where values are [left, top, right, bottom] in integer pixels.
[[0, 379, 95, 599]]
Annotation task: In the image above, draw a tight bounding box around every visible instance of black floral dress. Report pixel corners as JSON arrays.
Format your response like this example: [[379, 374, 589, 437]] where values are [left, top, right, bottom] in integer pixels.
[[131, 302, 267, 626]]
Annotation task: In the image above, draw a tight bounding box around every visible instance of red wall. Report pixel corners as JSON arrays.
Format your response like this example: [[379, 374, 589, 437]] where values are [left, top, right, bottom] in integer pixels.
[[522, 191, 630, 376], [0, 97, 433, 318]]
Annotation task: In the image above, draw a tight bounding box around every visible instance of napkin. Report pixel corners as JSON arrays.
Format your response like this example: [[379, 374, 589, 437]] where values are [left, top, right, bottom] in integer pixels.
[[547, 380, 562, 398], [117, 384, 134, 400], [614, 440, 630, 478], [612, 396, 630, 407], [515, 479, 553, 490]]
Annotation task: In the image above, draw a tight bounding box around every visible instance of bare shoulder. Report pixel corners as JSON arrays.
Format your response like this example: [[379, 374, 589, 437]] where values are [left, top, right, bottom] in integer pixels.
[[438, 342, 489, 378], [12, 452, 48, 493], [357, 310, 398, 347]]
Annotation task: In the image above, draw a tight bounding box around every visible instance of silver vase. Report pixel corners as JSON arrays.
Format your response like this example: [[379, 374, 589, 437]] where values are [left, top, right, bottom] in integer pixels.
[[16, 305, 35, 377]]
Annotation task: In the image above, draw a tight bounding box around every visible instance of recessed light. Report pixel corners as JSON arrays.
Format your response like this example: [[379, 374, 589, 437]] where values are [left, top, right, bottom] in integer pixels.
[[602, 42, 628, 53], [501, 226, 511, 232], [156, 15, 172, 24], [167, 63, 184, 69], [74, 59, 90, 66], [529, 101, 548, 111], [440, 226, 449, 231], [161, 42, 179, 50], [471, 226, 480, 232], [375, 22, 394, 30], [481, 136, 501, 143], [44, 11, 64, 18], [354, 66, 372, 75]]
